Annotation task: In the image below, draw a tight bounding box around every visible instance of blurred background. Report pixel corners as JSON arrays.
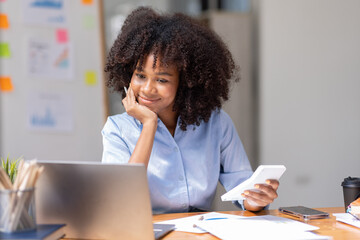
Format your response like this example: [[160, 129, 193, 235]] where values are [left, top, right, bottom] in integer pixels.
[[0, 0, 359, 210]]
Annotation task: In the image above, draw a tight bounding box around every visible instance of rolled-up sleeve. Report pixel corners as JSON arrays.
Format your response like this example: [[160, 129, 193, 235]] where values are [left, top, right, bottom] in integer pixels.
[[101, 117, 131, 164]]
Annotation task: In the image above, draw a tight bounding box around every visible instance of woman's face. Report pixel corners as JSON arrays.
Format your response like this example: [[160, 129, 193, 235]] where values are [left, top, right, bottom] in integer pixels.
[[130, 54, 179, 118]]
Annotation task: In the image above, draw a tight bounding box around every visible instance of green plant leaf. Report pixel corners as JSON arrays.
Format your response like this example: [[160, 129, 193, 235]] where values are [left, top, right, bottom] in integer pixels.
[[1, 155, 22, 184]]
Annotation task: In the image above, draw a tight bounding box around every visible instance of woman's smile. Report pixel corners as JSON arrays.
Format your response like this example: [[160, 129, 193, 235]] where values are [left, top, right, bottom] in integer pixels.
[[138, 95, 161, 105]]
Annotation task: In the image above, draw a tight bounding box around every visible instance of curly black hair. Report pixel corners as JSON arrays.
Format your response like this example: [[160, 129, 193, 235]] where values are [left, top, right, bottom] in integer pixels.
[[105, 7, 239, 131]]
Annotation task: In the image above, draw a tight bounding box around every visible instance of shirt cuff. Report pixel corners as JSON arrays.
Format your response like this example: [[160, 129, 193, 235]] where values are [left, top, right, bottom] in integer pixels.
[[233, 200, 245, 210]]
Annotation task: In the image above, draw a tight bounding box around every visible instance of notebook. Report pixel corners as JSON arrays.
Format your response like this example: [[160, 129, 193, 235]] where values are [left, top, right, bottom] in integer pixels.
[[35, 161, 174, 240], [0, 224, 65, 240]]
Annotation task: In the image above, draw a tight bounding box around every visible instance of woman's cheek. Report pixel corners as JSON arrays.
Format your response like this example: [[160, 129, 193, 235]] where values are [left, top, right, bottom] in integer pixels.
[[130, 80, 141, 94]]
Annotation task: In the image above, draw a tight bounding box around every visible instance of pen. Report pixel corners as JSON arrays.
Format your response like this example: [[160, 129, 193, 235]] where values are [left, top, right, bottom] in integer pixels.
[[198, 216, 228, 221], [124, 86, 128, 94], [349, 212, 360, 221], [204, 217, 228, 221]]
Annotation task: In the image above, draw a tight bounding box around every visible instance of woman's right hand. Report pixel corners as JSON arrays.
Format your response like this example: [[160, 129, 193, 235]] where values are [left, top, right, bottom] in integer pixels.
[[123, 85, 158, 168], [122, 85, 157, 126]]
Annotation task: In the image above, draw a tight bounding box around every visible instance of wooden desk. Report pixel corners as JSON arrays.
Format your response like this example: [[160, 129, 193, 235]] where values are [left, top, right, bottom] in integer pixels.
[[153, 207, 360, 240]]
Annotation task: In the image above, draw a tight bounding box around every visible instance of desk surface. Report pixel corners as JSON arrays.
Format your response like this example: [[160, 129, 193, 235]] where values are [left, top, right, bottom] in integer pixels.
[[153, 207, 360, 240]]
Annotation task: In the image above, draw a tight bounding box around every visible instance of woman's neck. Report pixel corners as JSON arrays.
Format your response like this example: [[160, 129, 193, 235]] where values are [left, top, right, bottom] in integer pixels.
[[158, 111, 178, 136]]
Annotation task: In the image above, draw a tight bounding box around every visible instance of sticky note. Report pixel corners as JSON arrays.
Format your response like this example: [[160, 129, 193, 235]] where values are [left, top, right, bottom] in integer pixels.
[[83, 15, 95, 29], [0, 76, 13, 92], [56, 29, 68, 43], [0, 14, 9, 29], [85, 71, 97, 86], [0, 42, 11, 58], [82, 0, 93, 5]]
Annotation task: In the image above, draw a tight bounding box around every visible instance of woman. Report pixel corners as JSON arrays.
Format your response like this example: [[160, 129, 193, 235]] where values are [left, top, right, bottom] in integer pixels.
[[102, 7, 279, 214]]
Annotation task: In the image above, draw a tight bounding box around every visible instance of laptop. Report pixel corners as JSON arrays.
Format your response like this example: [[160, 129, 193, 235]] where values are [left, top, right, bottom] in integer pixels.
[[35, 161, 174, 240]]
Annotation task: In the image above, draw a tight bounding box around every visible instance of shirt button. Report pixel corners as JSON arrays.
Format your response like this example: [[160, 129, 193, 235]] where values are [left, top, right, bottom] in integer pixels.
[[179, 176, 184, 181]]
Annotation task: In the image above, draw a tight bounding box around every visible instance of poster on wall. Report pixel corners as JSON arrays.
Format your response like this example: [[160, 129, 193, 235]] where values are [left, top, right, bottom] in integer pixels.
[[27, 91, 74, 132], [27, 38, 74, 80], [22, 0, 66, 26]]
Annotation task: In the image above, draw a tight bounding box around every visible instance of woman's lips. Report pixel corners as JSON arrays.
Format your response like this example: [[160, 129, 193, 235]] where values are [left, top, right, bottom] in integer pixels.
[[138, 95, 160, 104]]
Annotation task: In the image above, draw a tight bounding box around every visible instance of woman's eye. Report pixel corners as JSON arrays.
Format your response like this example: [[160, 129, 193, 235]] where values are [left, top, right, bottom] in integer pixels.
[[136, 73, 145, 79], [157, 79, 168, 83]]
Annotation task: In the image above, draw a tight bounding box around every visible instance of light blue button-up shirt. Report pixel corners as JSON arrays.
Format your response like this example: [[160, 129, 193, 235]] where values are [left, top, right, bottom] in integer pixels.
[[102, 109, 253, 214]]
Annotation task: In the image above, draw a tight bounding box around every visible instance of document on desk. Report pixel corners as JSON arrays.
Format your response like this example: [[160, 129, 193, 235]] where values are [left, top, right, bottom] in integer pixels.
[[156, 212, 245, 233], [333, 213, 360, 228], [194, 215, 331, 240]]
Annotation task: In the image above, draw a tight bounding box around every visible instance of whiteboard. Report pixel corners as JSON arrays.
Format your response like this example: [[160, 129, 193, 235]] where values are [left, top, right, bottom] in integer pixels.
[[0, 0, 107, 161]]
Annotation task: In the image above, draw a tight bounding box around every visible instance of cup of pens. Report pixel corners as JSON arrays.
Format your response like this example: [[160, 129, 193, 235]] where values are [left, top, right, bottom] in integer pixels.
[[0, 159, 43, 233], [0, 188, 36, 232]]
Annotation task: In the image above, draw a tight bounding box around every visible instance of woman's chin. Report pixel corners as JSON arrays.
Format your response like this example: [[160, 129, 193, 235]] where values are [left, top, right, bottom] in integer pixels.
[[139, 103, 157, 114]]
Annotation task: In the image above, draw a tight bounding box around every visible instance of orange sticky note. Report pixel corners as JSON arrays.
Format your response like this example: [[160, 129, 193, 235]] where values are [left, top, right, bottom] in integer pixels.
[[56, 29, 68, 43], [0, 76, 14, 92], [0, 14, 9, 29], [82, 0, 93, 5], [85, 71, 97, 86]]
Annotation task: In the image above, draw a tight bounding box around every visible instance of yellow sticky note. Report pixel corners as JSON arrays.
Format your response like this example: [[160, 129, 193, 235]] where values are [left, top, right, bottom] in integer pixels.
[[0, 42, 11, 58], [82, 0, 93, 5], [0, 76, 14, 92], [85, 71, 97, 86], [0, 14, 10, 29]]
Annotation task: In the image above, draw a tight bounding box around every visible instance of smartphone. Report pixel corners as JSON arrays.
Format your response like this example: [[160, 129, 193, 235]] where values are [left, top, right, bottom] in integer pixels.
[[278, 206, 329, 220]]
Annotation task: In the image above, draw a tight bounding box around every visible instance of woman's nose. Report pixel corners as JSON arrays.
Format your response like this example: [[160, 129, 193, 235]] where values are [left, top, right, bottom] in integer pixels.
[[142, 79, 156, 94]]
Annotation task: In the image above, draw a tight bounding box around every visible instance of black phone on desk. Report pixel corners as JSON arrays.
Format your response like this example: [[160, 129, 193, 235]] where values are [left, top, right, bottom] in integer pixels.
[[278, 206, 329, 220]]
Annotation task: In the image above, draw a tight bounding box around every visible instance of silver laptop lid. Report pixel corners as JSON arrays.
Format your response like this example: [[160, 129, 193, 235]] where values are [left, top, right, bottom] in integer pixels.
[[35, 161, 154, 240]]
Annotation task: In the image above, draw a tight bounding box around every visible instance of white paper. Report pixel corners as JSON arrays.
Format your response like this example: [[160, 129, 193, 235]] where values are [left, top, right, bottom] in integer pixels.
[[156, 212, 245, 233], [222, 165, 286, 201], [195, 215, 329, 240], [23, 0, 66, 26], [333, 213, 360, 228], [27, 92, 73, 132], [27, 39, 74, 80]]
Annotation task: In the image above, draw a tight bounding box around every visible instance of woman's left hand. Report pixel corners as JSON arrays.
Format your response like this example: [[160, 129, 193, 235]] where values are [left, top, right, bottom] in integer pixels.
[[242, 179, 279, 211]]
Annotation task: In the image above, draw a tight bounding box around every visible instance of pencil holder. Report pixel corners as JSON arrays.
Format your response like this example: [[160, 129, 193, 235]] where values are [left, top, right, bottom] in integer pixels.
[[0, 188, 36, 233]]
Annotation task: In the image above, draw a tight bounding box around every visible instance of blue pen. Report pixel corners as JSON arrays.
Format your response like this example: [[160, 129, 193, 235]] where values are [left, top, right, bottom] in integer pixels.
[[204, 217, 228, 221]]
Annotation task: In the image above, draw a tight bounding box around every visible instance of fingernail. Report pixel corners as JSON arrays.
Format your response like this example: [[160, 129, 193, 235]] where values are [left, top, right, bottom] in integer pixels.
[[244, 191, 249, 195], [255, 185, 259, 189], [266, 180, 270, 184]]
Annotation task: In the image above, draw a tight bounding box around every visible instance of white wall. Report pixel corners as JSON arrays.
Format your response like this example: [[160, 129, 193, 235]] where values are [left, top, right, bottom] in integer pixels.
[[259, 0, 360, 209]]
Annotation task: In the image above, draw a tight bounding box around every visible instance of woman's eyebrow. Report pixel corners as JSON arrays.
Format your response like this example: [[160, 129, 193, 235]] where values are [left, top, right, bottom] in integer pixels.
[[156, 71, 173, 76]]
